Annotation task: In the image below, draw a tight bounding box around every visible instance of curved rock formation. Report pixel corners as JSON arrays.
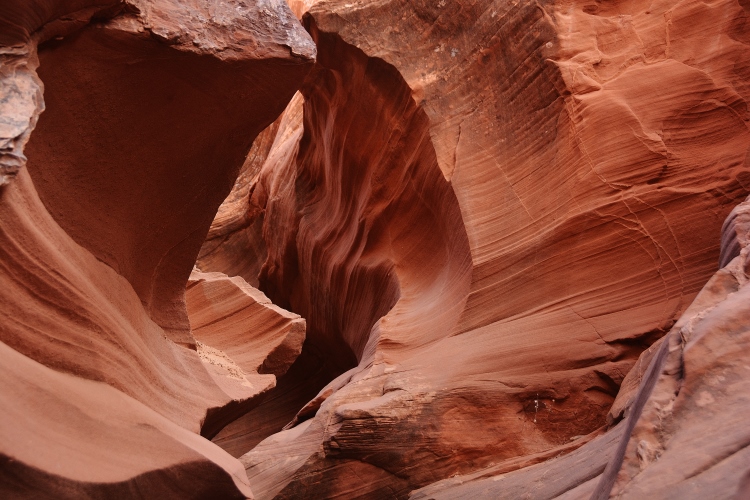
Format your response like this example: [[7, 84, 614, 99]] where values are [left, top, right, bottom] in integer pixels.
[[25, 0, 314, 342], [2, 0, 750, 497], [186, 269, 306, 439], [0, 0, 314, 496], [204, 93, 349, 457], [196, 117, 283, 287], [188, 0, 750, 497], [261, 22, 473, 365], [0, 333, 253, 499], [205, 21, 474, 464], [188, 269, 305, 379], [412, 194, 750, 499], [599, 194, 750, 499]]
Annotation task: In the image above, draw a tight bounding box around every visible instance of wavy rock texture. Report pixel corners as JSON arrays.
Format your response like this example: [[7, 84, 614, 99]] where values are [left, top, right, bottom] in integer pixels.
[[2, 0, 750, 497], [25, 0, 315, 342], [196, 117, 283, 287], [0, 333, 253, 499], [186, 269, 306, 439], [0, 149, 261, 498], [188, 270, 306, 378], [412, 195, 750, 499], [204, 92, 347, 458], [186, 0, 750, 497], [0, 0, 313, 496], [410, 423, 626, 500], [599, 194, 750, 499]]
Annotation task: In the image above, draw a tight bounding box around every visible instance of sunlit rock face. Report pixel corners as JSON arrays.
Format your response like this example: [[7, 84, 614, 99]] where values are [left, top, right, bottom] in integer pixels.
[[0, 0, 313, 497]]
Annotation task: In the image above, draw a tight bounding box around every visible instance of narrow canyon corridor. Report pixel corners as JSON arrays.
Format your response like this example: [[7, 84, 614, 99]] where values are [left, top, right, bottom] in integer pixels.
[[1, 0, 749, 498]]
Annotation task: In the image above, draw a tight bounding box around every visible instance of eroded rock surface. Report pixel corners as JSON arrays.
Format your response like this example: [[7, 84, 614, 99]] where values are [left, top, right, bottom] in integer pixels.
[[2, 0, 750, 497], [0, 0, 314, 496], [413, 195, 750, 499], [196, 119, 283, 288], [185, 269, 306, 439], [25, 0, 315, 342], [188, 269, 306, 378], [189, 0, 750, 497], [599, 195, 750, 499]]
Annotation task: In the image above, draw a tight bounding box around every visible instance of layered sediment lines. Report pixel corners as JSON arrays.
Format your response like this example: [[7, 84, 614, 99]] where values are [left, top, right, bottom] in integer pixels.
[[204, 17, 473, 469], [189, 0, 750, 497], [258, 23, 473, 364], [413, 195, 750, 499], [0, 0, 314, 496], [188, 270, 305, 379], [186, 269, 307, 439], [2, 0, 749, 497], [25, 3, 313, 342], [0, 332, 253, 499], [600, 194, 750, 499], [196, 119, 283, 288]]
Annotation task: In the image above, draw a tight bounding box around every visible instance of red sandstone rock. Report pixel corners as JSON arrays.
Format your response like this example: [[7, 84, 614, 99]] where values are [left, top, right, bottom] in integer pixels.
[[413, 195, 750, 499], [187, 269, 305, 378], [0, 336, 254, 498], [189, 0, 750, 497], [0, 163, 260, 497], [25, 1, 315, 342], [185, 269, 306, 439], [599, 195, 750, 499], [2, 0, 750, 497], [196, 119, 282, 288], [410, 423, 626, 499], [0, 0, 313, 496]]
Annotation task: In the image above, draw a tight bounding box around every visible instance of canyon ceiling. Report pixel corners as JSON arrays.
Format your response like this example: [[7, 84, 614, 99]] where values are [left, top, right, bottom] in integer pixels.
[[1, 0, 749, 498]]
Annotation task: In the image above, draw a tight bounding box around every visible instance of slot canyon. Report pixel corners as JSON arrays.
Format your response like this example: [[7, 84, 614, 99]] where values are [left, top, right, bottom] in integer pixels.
[[1, 0, 749, 498]]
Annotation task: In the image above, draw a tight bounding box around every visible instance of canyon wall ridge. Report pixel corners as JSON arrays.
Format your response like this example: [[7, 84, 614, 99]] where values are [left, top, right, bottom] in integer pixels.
[[1, 0, 749, 498]]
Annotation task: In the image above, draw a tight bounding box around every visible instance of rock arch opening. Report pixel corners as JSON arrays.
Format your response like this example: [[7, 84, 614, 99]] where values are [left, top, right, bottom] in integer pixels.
[[200, 18, 472, 456]]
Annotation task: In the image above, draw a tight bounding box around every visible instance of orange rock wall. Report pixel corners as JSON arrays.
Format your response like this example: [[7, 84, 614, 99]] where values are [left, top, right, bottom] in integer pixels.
[[414, 195, 750, 499], [1, 0, 749, 497], [0, 0, 314, 496], [211, 0, 750, 497]]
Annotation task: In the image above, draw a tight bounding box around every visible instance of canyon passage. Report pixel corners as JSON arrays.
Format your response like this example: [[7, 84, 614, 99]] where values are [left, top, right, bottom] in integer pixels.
[[1, 0, 749, 498]]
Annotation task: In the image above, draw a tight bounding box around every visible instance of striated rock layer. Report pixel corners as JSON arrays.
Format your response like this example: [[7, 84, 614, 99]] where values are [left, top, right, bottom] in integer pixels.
[[196, 116, 284, 288], [411, 195, 750, 499], [191, 0, 750, 497], [186, 269, 307, 439], [0, 0, 314, 497], [1, 0, 749, 497], [188, 270, 305, 379], [600, 195, 750, 499]]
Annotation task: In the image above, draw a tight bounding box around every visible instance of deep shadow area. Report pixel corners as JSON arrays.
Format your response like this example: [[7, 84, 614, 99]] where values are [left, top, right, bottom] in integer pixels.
[[211, 342, 345, 457], [206, 16, 472, 461]]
